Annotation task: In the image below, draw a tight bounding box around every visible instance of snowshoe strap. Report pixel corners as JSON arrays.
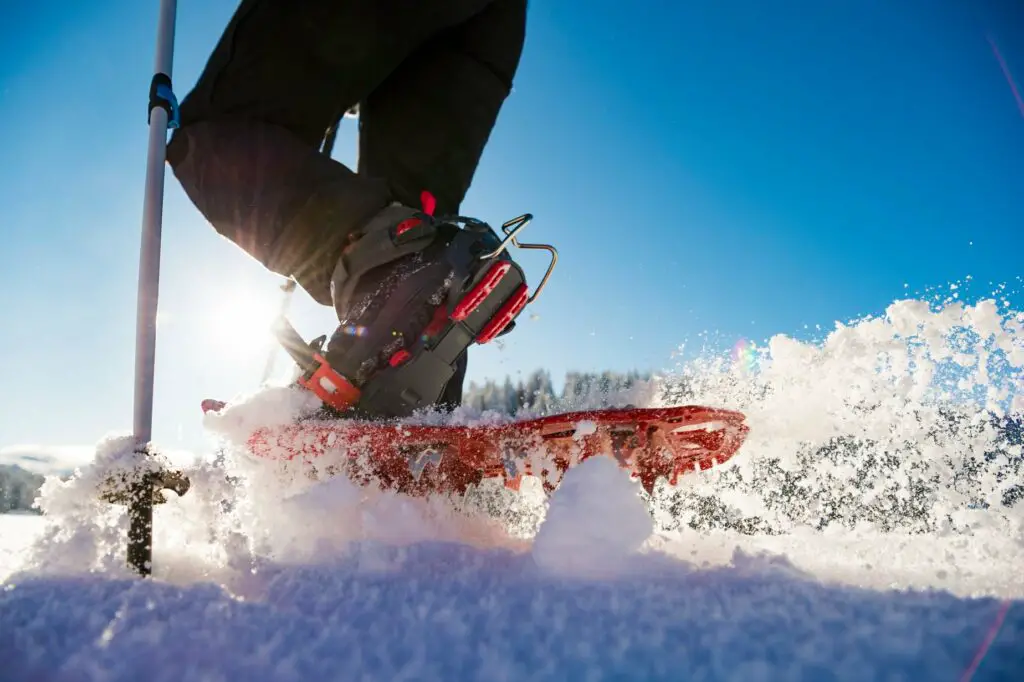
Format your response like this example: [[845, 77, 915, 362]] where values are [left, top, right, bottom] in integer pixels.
[[330, 203, 437, 320]]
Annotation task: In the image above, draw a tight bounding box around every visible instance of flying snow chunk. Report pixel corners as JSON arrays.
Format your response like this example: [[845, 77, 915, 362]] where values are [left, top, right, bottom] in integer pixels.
[[532, 455, 653, 578], [202, 384, 323, 444]]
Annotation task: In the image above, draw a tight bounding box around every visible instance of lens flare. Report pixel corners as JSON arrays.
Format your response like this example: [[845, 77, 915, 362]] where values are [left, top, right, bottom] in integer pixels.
[[732, 337, 758, 374], [340, 325, 367, 337], [989, 34, 1024, 119]]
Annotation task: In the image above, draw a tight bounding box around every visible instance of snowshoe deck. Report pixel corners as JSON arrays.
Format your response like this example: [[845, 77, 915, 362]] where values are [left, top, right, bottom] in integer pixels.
[[205, 403, 748, 495]]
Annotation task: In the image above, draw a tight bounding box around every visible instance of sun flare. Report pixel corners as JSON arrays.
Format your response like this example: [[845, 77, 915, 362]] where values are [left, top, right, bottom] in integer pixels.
[[200, 285, 283, 359]]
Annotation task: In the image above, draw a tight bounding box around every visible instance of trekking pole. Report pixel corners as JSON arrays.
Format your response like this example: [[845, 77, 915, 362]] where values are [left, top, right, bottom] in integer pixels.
[[127, 0, 180, 577], [261, 279, 298, 384]]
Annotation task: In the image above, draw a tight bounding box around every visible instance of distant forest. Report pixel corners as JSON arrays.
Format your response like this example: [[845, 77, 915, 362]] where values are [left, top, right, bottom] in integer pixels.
[[462, 369, 653, 415], [0, 465, 44, 514]]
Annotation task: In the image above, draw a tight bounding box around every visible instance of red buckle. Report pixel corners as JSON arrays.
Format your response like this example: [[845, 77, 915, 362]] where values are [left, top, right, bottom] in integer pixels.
[[420, 190, 436, 217], [298, 353, 362, 412], [394, 217, 423, 237], [394, 191, 437, 238], [477, 284, 529, 344], [451, 261, 512, 321], [388, 349, 412, 367], [421, 305, 450, 339]]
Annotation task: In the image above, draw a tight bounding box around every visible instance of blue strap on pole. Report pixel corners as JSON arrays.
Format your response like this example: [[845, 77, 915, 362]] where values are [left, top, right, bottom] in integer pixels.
[[148, 72, 180, 129]]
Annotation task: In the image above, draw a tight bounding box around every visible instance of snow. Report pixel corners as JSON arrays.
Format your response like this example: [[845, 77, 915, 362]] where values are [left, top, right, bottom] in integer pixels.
[[1, 293, 1023, 680], [202, 384, 324, 441], [0, 514, 43, 583], [1, 512, 1021, 681], [571, 419, 599, 439], [532, 456, 653, 579]]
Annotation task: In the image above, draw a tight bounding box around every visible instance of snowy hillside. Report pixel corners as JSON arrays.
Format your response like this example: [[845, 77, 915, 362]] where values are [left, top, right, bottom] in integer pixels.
[[2, 295, 1023, 680], [0, 444, 97, 477]]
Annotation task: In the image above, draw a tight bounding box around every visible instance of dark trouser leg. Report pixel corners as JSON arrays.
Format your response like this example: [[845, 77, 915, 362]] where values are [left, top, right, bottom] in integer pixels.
[[168, 0, 525, 304], [358, 0, 526, 214], [169, 119, 390, 303]]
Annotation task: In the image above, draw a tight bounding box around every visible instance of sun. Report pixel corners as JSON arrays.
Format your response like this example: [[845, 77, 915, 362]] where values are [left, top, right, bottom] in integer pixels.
[[200, 284, 284, 360]]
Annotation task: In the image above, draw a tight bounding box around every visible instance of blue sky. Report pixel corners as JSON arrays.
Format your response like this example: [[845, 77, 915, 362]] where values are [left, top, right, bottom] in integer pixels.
[[1, 0, 1021, 454]]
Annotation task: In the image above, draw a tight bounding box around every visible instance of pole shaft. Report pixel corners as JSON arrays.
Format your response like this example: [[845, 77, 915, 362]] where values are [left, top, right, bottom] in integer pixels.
[[133, 0, 178, 446]]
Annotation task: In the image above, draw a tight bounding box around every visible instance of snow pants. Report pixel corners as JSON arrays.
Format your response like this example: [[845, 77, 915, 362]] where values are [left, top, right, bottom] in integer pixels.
[[167, 0, 527, 404]]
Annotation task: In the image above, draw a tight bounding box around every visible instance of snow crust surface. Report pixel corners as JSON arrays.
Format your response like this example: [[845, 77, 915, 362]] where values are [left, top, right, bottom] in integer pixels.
[[2, 292, 1023, 681]]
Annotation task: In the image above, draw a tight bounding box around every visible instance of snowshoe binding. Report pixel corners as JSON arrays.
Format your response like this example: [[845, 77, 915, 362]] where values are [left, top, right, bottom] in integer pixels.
[[275, 192, 557, 420]]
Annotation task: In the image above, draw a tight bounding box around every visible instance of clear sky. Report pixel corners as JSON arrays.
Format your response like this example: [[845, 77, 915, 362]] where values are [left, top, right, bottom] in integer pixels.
[[1, 0, 1022, 454]]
